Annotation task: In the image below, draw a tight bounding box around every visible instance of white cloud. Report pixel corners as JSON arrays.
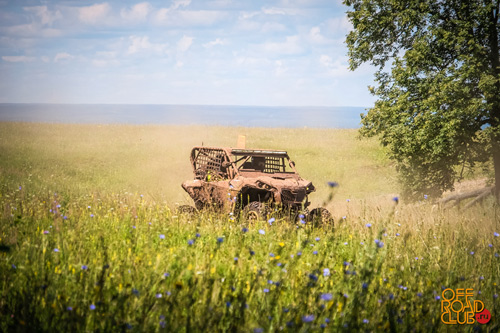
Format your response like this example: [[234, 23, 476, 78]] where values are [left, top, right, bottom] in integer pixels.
[[235, 56, 271, 67], [177, 35, 193, 53], [259, 35, 303, 55], [154, 9, 225, 26], [274, 60, 287, 76], [54, 52, 74, 62], [127, 35, 168, 55], [326, 16, 352, 34], [120, 2, 152, 22], [6, 23, 62, 38], [308, 26, 332, 44], [78, 3, 111, 24], [203, 38, 226, 48], [262, 7, 299, 15], [23, 6, 62, 26], [261, 22, 287, 33], [2, 56, 36, 62], [319, 54, 349, 76], [171, 0, 192, 10]]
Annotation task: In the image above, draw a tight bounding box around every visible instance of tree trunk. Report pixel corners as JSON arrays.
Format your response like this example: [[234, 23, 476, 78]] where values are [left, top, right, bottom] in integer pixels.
[[487, 2, 500, 202], [494, 142, 500, 202]]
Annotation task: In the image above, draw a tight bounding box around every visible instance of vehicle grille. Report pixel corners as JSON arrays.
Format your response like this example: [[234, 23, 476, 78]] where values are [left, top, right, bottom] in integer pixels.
[[281, 189, 306, 203]]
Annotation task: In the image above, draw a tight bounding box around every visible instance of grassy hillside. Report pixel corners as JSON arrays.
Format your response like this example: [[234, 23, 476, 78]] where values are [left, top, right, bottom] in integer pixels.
[[0, 122, 498, 332], [0, 122, 398, 213]]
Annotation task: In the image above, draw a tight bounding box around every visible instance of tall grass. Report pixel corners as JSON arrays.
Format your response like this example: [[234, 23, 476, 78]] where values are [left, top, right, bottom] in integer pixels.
[[0, 122, 499, 332]]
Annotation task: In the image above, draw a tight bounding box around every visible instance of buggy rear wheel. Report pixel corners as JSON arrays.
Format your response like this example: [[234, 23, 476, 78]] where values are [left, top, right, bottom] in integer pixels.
[[308, 207, 333, 227]]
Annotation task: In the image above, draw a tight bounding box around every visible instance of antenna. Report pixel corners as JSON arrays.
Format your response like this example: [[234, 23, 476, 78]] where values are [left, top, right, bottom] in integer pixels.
[[237, 135, 246, 149]]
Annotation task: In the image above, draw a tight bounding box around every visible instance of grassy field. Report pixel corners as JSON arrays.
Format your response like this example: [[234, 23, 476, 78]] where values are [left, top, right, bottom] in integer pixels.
[[0, 122, 499, 332]]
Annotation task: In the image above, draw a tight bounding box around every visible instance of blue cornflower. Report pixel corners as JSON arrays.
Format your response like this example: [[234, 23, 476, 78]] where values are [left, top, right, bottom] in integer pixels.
[[494, 232, 499, 237], [67, 306, 73, 311], [263, 288, 270, 293], [254, 329, 264, 333], [234, 257, 238, 261], [81, 265, 88, 270], [323, 268, 330, 276], [424, 194, 428, 199], [470, 251, 474, 255], [489, 244, 493, 248], [362, 282, 369, 289], [217, 237, 224, 243], [188, 239, 194, 246], [315, 237, 320, 241], [302, 315, 315, 323], [365, 223, 372, 228], [132, 289, 139, 295], [269, 253, 275, 257], [313, 250, 318, 255], [226, 301, 231, 308], [54, 248, 59, 252], [249, 250, 255, 256], [156, 293, 162, 298], [268, 217, 275, 225], [242, 227, 248, 233], [435, 296, 441, 300], [309, 274, 318, 281], [417, 292, 422, 297], [396, 233, 400, 236], [11, 264, 16, 269], [363, 319, 369, 324], [90, 214, 94, 218], [392, 197, 399, 204], [164, 272, 170, 277], [159, 234, 165, 240], [297, 252, 302, 256], [90, 304, 96, 310], [196, 233, 201, 238], [327, 181, 338, 188], [343, 293, 349, 298], [258, 229, 265, 235], [320, 293, 333, 301]]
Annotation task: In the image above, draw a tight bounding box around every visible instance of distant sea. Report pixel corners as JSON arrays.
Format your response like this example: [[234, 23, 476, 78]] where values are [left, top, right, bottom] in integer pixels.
[[0, 104, 369, 128]]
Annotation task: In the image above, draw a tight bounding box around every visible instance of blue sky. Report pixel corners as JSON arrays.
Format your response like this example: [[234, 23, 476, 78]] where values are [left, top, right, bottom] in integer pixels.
[[0, 0, 376, 106]]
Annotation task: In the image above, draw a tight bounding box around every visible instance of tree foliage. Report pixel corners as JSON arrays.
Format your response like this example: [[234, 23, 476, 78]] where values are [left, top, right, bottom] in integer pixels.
[[345, 0, 500, 200]]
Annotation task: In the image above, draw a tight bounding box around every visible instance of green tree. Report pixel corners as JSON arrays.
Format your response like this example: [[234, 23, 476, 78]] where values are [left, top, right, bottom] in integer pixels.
[[345, 0, 500, 200]]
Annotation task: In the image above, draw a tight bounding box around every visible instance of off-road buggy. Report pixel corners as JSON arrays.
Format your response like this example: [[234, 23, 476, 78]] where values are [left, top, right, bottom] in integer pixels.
[[181, 146, 332, 222]]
